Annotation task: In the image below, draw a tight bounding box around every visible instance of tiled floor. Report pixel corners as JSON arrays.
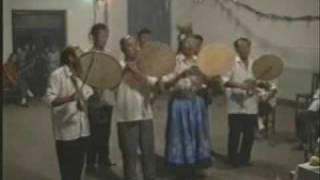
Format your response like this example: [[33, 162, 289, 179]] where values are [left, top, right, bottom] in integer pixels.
[[3, 95, 304, 180]]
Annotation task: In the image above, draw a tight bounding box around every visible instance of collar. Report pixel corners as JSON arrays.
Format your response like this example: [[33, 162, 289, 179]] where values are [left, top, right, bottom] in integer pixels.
[[177, 53, 197, 63], [62, 65, 73, 77]]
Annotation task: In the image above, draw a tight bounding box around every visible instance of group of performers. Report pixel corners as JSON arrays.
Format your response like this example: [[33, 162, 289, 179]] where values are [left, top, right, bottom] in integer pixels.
[[43, 23, 280, 180]]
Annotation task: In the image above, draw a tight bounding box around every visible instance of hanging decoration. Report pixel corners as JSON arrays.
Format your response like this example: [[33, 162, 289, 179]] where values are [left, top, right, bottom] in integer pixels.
[[193, 0, 320, 22]]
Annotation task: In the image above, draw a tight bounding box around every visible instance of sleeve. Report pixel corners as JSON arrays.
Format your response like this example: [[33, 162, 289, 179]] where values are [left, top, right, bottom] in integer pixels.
[[270, 80, 278, 90], [161, 72, 176, 83], [146, 76, 159, 86], [82, 84, 94, 100], [221, 70, 233, 84], [100, 89, 116, 106], [43, 73, 59, 106]]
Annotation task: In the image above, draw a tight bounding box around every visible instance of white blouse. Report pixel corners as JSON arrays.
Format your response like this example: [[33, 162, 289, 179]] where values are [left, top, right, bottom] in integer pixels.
[[162, 54, 206, 92]]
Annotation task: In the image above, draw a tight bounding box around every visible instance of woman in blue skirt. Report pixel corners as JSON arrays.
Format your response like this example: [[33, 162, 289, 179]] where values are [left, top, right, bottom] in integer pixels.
[[161, 37, 212, 179]]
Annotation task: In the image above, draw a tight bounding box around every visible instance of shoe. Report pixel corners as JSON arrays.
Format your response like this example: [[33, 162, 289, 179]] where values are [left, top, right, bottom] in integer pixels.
[[27, 90, 34, 98], [86, 165, 96, 175], [20, 98, 29, 107], [240, 162, 253, 167], [291, 144, 304, 151]]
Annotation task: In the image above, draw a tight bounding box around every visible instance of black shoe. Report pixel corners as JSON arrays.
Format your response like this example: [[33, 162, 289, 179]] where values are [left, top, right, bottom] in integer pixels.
[[86, 165, 96, 174], [240, 162, 253, 167]]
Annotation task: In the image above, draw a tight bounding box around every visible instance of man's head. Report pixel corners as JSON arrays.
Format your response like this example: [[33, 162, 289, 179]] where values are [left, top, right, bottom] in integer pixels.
[[120, 36, 139, 61], [90, 23, 109, 50], [137, 28, 152, 48], [60, 46, 78, 67], [193, 34, 204, 55], [234, 37, 251, 61]]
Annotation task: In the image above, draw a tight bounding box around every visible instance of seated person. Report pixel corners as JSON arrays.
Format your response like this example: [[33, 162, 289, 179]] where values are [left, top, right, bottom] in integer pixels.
[[294, 88, 319, 153], [256, 80, 278, 136]]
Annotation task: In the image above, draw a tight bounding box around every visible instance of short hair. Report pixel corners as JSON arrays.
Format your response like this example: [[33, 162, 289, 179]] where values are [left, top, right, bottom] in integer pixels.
[[137, 28, 152, 38], [60, 46, 76, 66], [90, 23, 109, 37], [234, 37, 251, 49], [119, 35, 132, 53], [193, 34, 204, 43]]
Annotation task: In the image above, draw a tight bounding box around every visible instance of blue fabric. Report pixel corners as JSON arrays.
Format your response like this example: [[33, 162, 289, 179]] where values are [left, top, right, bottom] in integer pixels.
[[165, 96, 212, 168]]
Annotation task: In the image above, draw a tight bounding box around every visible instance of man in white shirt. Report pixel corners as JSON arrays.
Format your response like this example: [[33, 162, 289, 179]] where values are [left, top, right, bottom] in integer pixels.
[[223, 38, 258, 167], [44, 47, 94, 180], [114, 36, 158, 180]]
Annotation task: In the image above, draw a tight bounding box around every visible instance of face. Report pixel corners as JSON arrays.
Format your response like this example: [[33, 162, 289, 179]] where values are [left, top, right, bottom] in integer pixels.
[[94, 29, 109, 49], [182, 45, 195, 58], [138, 33, 152, 48], [123, 37, 139, 60], [235, 40, 251, 60], [68, 52, 78, 66]]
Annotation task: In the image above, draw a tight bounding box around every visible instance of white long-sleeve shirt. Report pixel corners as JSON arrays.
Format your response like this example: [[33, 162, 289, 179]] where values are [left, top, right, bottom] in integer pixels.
[[112, 60, 158, 122], [44, 65, 93, 140], [222, 56, 258, 115]]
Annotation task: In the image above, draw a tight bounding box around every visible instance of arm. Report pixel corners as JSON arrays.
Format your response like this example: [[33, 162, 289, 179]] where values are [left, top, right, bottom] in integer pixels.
[[51, 94, 76, 107], [43, 72, 76, 107]]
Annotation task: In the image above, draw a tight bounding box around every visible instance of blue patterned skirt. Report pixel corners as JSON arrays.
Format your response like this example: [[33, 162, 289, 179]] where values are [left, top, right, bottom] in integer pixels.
[[165, 95, 212, 169]]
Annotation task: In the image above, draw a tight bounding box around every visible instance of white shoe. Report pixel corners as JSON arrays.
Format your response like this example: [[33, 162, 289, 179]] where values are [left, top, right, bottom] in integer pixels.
[[258, 117, 265, 131], [27, 90, 34, 98]]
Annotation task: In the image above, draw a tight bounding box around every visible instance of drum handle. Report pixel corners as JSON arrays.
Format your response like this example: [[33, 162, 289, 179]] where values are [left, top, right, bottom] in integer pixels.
[[79, 52, 97, 90]]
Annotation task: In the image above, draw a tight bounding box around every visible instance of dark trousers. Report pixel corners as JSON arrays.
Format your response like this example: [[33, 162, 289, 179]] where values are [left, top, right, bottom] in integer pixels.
[[228, 114, 257, 165], [118, 120, 156, 180], [56, 137, 88, 180], [87, 122, 111, 167]]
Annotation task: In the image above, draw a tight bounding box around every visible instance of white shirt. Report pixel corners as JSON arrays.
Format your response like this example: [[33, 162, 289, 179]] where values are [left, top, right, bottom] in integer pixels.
[[112, 60, 157, 122], [162, 54, 206, 91], [308, 88, 320, 112], [222, 56, 258, 114], [44, 66, 94, 140]]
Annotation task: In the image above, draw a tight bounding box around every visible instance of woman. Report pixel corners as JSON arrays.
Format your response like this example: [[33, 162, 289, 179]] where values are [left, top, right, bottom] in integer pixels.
[[162, 37, 212, 179]]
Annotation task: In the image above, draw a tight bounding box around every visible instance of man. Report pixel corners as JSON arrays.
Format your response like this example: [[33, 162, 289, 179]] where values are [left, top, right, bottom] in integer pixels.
[[16, 44, 34, 107], [86, 23, 114, 172], [223, 38, 258, 166], [114, 36, 157, 180], [44, 47, 93, 180], [294, 88, 320, 157], [137, 28, 152, 48]]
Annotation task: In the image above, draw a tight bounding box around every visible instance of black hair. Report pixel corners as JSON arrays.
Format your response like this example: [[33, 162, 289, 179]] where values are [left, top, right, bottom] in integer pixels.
[[193, 34, 204, 43], [137, 28, 152, 38], [60, 46, 76, 66], [120, 36, 131, 53], [89, 23, 109, 37], [234, 37, 251, 49]]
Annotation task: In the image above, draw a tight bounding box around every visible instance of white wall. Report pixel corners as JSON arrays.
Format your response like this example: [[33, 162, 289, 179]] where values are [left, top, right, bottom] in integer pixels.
[[171, 0, 320, 100], [3, 0, 319, 100], [2, 0, 128, 62]]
